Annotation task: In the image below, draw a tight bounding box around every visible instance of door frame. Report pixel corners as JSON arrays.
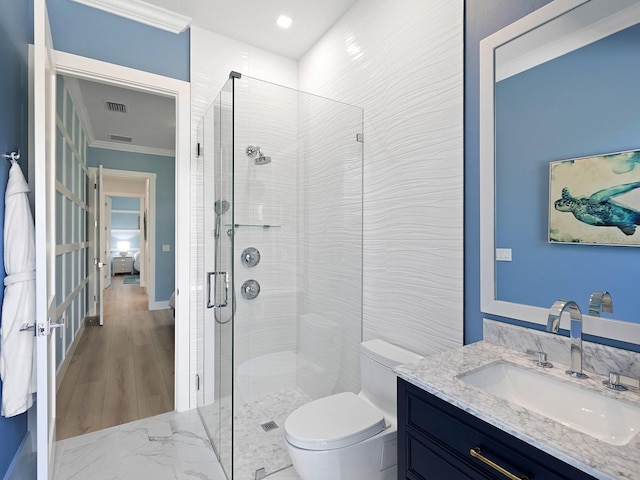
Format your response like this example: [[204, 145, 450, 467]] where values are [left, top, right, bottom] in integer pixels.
[[94, 168, 158, 307], [31, 1, 57, 476], [53, 50, 191, 412]]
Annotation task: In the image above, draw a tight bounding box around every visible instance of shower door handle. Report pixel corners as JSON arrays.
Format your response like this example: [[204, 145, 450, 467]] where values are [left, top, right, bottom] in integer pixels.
[[207, 271, 229, 309]]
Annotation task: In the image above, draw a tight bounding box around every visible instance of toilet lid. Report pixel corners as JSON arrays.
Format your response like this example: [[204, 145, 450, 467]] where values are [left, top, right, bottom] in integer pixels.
[[284, 392, 386, 451]]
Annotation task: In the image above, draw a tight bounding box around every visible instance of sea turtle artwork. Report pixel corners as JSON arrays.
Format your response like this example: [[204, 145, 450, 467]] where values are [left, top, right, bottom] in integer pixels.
[[554, 181, 640, 236]]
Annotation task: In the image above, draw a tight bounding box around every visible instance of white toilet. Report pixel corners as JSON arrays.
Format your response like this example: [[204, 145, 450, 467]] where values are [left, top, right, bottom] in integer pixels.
[[284, 339, 423, 480]]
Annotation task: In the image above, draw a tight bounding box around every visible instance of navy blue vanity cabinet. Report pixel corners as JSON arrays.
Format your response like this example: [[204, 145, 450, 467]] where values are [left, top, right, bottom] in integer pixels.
[[397, 378, 597, 480]]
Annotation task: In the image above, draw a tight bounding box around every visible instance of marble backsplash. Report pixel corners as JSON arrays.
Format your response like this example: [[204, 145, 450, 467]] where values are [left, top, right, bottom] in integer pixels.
[[484, 319, 640, 382]]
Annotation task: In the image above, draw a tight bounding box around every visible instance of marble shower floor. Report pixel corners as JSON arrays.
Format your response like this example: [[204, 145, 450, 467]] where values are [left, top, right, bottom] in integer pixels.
[[198, 387, 309, 480], [231, 388, 310, 480]]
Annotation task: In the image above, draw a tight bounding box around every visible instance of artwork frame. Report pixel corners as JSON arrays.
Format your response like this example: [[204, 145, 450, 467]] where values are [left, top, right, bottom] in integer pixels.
[[549, 149, 640, 246]]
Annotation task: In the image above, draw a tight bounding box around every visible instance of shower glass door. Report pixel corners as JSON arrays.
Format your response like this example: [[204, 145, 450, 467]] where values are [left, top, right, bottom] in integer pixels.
[[198, 78, 234, 478], [199, 73, 363, 480]]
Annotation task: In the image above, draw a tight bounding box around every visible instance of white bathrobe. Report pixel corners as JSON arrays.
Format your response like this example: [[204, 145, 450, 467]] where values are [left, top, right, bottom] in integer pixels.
[[0, 160, 36, 417]]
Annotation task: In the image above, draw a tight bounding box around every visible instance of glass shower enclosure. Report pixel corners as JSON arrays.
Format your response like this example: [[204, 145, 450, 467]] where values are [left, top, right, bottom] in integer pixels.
[[197, 73, 363, 480]]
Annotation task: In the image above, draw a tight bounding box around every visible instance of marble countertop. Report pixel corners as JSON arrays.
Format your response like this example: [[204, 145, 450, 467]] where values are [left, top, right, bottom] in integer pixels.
[[395, 341, 640, 480]]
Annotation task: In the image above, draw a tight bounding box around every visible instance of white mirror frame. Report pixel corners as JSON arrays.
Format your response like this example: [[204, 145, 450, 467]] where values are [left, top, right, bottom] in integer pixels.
[[479, 0, 640, 343]]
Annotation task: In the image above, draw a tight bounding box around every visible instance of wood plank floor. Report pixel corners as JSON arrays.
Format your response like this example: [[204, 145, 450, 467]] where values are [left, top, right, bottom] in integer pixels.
[[56, 275, 175, 440]]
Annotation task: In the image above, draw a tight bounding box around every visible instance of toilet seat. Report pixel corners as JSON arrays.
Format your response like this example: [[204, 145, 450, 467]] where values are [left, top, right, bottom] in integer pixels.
[[284, 392, 386, 451]]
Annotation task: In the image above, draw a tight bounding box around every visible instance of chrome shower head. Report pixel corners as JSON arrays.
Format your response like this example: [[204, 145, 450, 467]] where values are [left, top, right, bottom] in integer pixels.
[[254, 152, 271, 165], [246, 145, 272, 165]]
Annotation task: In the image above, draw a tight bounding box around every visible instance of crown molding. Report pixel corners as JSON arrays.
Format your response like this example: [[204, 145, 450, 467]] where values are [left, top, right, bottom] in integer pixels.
[[91, 140, 175, 158], [71, 0, 191, 34]]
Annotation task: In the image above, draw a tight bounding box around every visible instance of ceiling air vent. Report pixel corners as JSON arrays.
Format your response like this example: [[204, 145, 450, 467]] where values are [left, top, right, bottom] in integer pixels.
[[109, 134, 133, 143], [105, 101, 127, 113]]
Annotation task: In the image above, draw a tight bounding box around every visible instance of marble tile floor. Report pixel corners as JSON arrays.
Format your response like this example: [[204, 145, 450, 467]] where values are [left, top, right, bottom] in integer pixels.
[[54, 409, 226, 480], [265, 466, 300, 479], [53, 407, 302, 480]]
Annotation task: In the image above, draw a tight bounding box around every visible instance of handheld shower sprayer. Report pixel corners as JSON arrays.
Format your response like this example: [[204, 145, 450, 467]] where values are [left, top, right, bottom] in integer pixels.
[[214, 199, 230, 238]]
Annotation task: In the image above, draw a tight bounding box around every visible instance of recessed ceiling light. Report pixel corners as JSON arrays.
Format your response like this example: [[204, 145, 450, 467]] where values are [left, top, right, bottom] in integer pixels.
[[276, 15, 292, 29]]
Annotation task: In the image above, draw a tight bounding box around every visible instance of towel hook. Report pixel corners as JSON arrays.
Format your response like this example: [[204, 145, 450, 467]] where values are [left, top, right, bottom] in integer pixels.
[[3, 150, 20, 163]]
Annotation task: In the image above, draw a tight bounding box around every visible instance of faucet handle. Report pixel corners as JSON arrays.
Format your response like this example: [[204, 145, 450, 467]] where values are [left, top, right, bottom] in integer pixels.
[[533, 351, 553, 368], [603, 372, 639, 391], [589, 290, 613, 316]]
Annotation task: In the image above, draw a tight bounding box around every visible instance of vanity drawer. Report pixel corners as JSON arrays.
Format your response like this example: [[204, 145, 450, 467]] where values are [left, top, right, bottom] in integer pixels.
[[398, 378, 596, 480], [406, 431, 493, 480]]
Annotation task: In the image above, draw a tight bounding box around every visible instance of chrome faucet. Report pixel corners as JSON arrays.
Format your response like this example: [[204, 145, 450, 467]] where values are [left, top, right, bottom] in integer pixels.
[[547, 300, 588, 379], [588, 290, 613, 316]]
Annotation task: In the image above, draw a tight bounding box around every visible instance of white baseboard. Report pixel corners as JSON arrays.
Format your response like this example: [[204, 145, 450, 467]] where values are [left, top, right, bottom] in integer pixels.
[[3, 432, 36, 480], [149, 300, 170, 311]]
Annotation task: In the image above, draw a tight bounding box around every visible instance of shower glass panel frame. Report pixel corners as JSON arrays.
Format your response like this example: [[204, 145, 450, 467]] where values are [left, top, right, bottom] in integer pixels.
[[197, 72, 363, 480]]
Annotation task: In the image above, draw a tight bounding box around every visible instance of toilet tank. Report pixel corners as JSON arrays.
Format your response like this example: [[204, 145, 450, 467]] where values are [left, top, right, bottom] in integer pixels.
[[359, 339, 423, 422]]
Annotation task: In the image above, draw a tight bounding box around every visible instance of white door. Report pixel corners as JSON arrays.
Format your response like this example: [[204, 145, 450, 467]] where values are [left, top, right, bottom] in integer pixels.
[[103, 196, 112, 289], [34, 0, 59, 478], [95, 165, 105, 325]]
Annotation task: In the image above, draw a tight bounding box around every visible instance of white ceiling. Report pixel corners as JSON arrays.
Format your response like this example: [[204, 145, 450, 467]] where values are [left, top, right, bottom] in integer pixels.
[[70, 77, 176, 156], [147, 0, 359, 59], [68, 0, 358, 155]]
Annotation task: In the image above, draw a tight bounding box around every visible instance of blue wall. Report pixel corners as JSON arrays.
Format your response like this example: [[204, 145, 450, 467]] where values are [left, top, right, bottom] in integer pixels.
[[495, 24, 640, 325], [0, 0, 32, 475], [112, 196, 140, 211], [88, 149, 175, 302], [465, 1, 640, 353], [464, 0, 553, 344], [47, 0, 189, 81], [110, 196, 141, 253]]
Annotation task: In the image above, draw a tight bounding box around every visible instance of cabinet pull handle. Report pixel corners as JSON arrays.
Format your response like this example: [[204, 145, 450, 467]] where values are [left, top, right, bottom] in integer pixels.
[[469, 447, 529, 480]]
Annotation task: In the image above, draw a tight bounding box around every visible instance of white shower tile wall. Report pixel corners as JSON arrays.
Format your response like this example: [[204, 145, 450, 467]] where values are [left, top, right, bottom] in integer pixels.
[[232, 76, 299, 371], [190, 26, 298, 407], [296, 93, 364, 397], [298, 0, 464, 357]]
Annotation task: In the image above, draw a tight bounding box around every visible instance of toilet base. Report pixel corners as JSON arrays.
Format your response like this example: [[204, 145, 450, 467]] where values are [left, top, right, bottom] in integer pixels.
[[285, 426, 397, 480]]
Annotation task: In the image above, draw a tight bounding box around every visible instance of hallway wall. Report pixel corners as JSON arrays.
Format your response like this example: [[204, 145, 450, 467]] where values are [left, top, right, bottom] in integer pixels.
[[88, 149, 175, 303]]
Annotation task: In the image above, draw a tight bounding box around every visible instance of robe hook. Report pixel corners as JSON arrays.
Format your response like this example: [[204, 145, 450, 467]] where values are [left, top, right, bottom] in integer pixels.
[[3, 150, 20, 163]]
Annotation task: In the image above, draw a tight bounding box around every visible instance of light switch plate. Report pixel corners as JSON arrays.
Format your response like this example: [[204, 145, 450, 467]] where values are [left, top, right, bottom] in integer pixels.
[[496, 248, 512, 262], [162, 244, 170, 252]]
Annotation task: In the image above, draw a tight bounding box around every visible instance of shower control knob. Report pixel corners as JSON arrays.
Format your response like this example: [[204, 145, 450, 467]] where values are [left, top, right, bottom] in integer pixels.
[[241, 279, 261, 300], [241, 247, 261, 267]]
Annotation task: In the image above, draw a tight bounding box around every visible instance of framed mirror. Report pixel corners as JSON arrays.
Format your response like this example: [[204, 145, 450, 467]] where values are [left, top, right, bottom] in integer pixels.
[[479, 0, 640, 343]]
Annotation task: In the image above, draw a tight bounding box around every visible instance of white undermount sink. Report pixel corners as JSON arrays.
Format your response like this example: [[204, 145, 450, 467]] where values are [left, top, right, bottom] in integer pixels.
[[458, 361, 640, 446]]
